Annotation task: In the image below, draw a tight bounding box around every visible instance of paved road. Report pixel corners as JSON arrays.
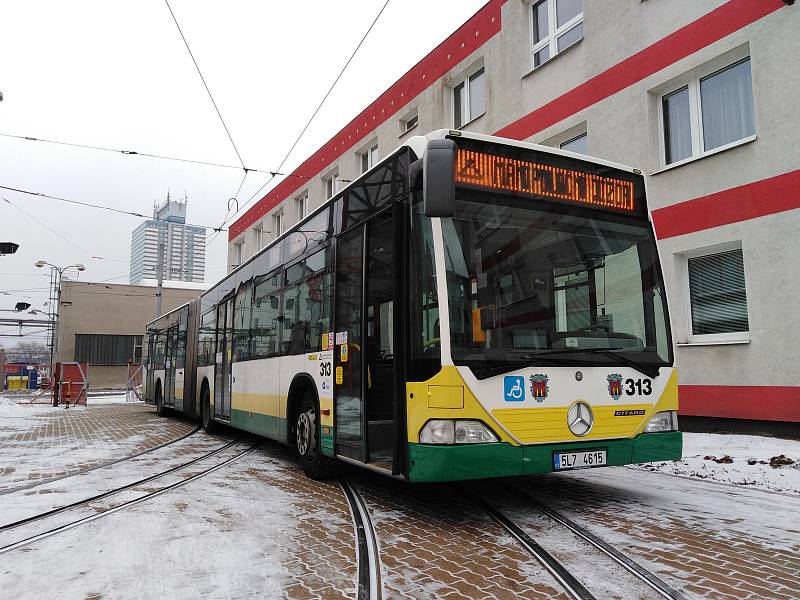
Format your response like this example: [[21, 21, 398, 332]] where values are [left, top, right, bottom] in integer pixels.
[[0, 399, 797, 599]]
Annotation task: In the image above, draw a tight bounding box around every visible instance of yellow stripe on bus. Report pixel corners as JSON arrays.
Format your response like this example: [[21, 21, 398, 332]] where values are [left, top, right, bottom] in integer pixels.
[[232, 391, 284, 418], [407, 367, 679, 445]]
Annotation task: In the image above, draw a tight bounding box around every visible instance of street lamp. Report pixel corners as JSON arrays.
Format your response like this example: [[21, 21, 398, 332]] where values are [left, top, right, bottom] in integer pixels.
[[34, 261, 86, 390], [0, 242, 19, 255]]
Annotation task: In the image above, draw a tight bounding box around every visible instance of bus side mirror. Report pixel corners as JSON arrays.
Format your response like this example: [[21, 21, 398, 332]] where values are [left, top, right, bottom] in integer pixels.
[[423, 139, 456, 217]]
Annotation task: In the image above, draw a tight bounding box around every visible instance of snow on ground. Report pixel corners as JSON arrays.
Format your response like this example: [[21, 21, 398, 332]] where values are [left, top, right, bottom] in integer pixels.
[[0, 431, 229, 526], [0, 392, 178, 492], [635, 431, 800, 495], [87, 391, 142, 404]]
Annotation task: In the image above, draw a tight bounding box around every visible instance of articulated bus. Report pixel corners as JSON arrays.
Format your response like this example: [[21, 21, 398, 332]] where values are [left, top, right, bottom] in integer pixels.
[[144, 130, 682, 481]]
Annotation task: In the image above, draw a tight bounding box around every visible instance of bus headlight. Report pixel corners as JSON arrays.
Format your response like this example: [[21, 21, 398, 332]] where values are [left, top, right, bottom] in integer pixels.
[[643, 411, 679, 433], [420, 420, 499, 444], [455, 420, 499, 443], [420, 420, 454, 444]]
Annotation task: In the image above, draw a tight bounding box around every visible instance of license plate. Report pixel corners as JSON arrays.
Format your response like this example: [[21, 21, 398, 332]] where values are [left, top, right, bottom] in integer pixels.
[[553, 449, 607, 470]]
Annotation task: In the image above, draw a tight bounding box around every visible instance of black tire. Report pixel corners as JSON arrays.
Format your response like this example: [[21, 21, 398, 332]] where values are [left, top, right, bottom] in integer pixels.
[[295, 393, 336, 480], [201, 385, 217, 433], [155, 382, 168, 417]]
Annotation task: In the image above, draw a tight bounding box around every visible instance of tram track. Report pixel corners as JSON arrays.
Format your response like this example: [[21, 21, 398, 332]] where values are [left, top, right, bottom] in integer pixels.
[[0, 439, 258, 556], [465, 483, 686, 600], [0, 435, 243, 533], [0, 423, 202, 496], [340, 478, 382, 600]]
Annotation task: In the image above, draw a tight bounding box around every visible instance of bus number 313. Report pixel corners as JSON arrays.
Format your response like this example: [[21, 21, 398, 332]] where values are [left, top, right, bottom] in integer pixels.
[[319, 361, 332, 377], [625, 378, 652, 395]]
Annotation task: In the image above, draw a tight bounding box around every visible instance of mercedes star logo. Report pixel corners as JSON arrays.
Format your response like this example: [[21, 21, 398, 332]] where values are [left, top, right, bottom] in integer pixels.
[[567, 401, 594, 437]]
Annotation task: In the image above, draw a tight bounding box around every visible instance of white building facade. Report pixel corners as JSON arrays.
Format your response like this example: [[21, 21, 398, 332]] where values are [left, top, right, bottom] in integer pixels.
[[130, 198, 206, 285], [228, 0, 799, 423]]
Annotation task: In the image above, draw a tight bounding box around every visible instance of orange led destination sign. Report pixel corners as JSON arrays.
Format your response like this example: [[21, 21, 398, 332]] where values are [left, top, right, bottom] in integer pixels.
[[455, 149, 636, 212]]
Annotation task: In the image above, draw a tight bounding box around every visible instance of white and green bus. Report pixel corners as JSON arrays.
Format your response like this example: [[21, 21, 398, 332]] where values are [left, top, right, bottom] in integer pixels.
[[145, 130, 681, 481]]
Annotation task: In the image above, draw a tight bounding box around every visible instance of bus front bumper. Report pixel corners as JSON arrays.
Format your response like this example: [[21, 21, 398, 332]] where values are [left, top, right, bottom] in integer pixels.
[[406, 431, 682, 482]]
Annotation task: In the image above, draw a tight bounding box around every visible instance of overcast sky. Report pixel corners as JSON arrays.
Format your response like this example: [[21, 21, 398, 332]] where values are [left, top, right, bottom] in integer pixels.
[[0, 0, 487, 345]]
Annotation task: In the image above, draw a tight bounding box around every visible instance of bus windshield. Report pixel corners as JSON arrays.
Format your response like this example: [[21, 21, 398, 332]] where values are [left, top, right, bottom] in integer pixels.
[[443, 188, 671, 378]]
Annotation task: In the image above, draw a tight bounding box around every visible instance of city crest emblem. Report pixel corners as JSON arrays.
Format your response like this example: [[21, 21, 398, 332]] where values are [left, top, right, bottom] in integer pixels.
[[529, 374, 549, 402], [607, 374, 623, 401]]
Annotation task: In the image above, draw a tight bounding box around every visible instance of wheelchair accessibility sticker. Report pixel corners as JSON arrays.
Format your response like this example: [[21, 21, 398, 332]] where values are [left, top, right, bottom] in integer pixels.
[[503, 376, 525, 402]]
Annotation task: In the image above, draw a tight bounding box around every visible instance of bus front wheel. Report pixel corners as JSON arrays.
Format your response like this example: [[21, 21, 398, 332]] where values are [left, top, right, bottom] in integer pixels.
[[295, 395, 335, 480]]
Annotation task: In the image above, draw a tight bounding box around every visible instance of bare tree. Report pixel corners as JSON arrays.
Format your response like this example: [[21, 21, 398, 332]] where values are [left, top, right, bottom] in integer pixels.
[[5, 342, 49, 364]]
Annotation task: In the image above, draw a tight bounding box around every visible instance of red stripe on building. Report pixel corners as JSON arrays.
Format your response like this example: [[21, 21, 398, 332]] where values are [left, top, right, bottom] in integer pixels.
[[496, 0, 785, 140], [679, 385, 800, 422], [652, 169, 800, 239], [232, 0, 787, 240], [230, 1, 504, 239]]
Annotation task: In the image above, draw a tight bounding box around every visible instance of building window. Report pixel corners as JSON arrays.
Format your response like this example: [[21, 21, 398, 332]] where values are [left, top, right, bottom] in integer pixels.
[[559, 132, 587, 154], [324, 173, 340, 199], [400, 109, 418, 135], [134, 335, 143, 364], [530, 0, 583, 68], [686, 248, 749, 340], [662, 57, 755, 166], [272, 211, 284, 239], [234, 240, 245, 266], [295, 193, 309, 223], [75, 334, 141, 366], [453, 67, 485, 129], [253, 226, 263, 251], [360, 144, 379, 174]]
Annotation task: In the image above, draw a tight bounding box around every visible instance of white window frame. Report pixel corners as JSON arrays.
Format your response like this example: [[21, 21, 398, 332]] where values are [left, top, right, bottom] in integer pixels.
[[399, 108, 418, 136], [559, 132, 587, 154], [272, 211, 284, 240], [295, 192, 309, 223], [529, 0, 583, 69], [657, 54, 756, 170], [359, 143, 379, 174], [324, 172, 340, 200], [234, 240, 245, 267], [451, 65, 486, 129], [678, 241, 750, 346], [253, 225, 263, 251]]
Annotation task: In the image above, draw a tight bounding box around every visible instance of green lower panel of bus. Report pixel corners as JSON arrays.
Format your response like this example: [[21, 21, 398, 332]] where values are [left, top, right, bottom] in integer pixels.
[[231, 409, 287, 444], [406, 431, 682, 482], [321, 430, 334, 456]]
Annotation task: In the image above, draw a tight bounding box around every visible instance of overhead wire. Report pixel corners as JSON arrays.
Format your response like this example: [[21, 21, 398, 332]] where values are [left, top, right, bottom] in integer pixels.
[[3, 3, 391, 297], [0, 133, 314, 181], [163, 0, 246, 171], [1, 196, 108, 259], [214, 0, 392, 237], [0, 185, 225, 231]]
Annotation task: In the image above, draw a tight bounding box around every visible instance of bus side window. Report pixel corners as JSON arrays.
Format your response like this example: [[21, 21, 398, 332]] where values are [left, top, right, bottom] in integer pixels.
[[233, 280, 253, 361], [301, 248, 331, 354], [252, 272, 280, 358]]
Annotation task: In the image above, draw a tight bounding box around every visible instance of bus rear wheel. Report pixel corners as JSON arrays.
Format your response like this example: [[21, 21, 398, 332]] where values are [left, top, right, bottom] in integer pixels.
[[295, 395, 335, 480], [201, 386, 217, 433]]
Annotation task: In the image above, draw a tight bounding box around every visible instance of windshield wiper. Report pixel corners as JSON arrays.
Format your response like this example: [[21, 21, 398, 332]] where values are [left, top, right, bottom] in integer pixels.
[[525, 347, 661, 378], [468, 355, 592, 379]]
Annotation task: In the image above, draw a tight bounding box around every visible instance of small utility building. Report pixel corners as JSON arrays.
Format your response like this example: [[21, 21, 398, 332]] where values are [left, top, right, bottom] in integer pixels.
[[54, 281, 202, 389]]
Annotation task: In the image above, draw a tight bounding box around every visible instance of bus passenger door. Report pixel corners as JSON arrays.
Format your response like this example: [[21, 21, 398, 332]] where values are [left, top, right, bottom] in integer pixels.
[[164, 326, 176, 408], [214, 298, 234, 422], [334, 211, 397, 469], [364, 213, 396, 469], [145, 335, 155, 402], [334, 226, 365, 461]]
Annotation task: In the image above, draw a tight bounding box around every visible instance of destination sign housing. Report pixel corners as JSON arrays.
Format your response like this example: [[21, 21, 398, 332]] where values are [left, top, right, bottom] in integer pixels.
[[455, 149, 636, 213]]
